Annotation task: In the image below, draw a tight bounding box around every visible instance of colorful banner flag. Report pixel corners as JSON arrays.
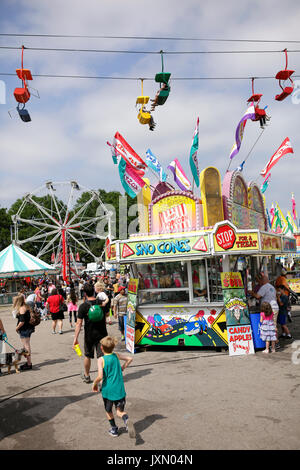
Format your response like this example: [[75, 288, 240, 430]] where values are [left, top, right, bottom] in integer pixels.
[[229, 105, 256, 160], [260, 172, 271, 194], [271, 203, 288, 233], [260, 137, 294, 178], [145, 148, 167, 182], [266, 208, 272, 229], [189, 117, 200, 187], [167, 158, 192, 192], [286, 211, 298, 234], [118, 159, 146, 199], [292, 193, 297, 222], [108, 132, 147, 175], [269, 204, 275, 226], [107, 138, 119, 164]]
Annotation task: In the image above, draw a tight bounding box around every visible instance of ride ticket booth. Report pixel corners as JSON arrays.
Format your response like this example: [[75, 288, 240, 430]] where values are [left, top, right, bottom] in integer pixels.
[[105, 167, 297, 354]]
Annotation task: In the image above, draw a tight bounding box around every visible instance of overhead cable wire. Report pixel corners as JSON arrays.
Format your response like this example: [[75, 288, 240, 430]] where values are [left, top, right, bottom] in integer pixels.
[[0, 72, 300, 81], [1, 45, 300, 54], [1, 33, 300, 43]]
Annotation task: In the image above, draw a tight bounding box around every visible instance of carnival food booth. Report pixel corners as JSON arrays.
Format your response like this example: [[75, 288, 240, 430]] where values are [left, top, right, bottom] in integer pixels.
[[106, 168, 297, 354]]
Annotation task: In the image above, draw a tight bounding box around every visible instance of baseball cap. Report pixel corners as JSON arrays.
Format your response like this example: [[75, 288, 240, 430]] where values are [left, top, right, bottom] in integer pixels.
[[118, 286, 125, 292]]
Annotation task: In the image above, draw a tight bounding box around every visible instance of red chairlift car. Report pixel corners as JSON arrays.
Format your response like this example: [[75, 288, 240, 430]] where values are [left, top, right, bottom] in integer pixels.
[[247, 78, 269, 128], [10, 46, 39, 122], [275, 49, 294, 101], [14, 46, 33, 105]]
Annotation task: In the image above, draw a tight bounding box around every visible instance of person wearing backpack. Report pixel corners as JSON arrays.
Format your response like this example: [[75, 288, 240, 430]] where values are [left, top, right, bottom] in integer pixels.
[[73, 283, 107, 384], [13, 294, 34, 370]]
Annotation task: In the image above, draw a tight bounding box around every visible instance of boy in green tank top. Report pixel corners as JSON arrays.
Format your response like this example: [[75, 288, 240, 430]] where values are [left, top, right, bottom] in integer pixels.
[[92, 336, 135, 438]]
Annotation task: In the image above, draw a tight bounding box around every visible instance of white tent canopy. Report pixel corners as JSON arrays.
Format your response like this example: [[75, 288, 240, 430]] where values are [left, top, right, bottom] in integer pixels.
[[0, 243, 58, 278]]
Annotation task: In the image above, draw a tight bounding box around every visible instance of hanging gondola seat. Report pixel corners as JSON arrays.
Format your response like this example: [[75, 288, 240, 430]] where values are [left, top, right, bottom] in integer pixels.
[[156, 84, 171, 106], [17, 104, 31, 122], [274, 49, 295, 101], [275, 69, 294, 101], [136, 95, 150, 105], [138, 108, 152, 125], [16, 68, 33, 81], [253, 106, 266, 121], [14, 68, 33, 103], [275, 86, 294, 101], [14, 86, 30, 103], [247, 93, 262, 103], [155, 72, 171, 85]]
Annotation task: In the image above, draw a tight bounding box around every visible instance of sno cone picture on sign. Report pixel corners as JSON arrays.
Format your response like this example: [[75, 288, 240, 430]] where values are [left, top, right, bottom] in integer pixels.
[[221, 273, 254, 356]]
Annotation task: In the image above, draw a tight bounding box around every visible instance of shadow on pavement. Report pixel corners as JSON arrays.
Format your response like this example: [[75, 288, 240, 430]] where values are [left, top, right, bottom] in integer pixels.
[[0, 392, 93, 440], [134, 414, 167, 446], [124, 368, 152, 383]]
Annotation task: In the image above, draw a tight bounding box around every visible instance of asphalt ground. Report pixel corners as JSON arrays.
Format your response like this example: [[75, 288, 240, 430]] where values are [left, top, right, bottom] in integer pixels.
[[0, 302, 300, 458]]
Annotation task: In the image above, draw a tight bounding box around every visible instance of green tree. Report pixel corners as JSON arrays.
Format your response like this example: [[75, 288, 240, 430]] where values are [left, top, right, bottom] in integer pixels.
[[0, 208, 12, 251]]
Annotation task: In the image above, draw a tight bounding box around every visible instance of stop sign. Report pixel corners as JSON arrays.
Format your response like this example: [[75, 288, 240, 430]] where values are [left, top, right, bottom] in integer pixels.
[[215, 224, 236, 250]]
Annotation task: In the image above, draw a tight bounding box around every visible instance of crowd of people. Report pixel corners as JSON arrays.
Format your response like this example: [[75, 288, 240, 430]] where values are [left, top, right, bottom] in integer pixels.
[[0, 269, 136, 437], [0, 270, 130, 370]]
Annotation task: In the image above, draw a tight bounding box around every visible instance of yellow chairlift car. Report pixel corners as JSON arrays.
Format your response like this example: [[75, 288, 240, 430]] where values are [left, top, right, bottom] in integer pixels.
[[136, 79, 152, 126]]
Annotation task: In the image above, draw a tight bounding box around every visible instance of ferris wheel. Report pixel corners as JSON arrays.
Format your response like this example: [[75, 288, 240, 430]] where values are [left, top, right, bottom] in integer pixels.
[[11, 181, 112, 281]]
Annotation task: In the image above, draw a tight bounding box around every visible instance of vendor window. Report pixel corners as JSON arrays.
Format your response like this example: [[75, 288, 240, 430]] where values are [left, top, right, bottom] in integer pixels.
[[137, 261, 189, 304], [192, 258, 223, 303]]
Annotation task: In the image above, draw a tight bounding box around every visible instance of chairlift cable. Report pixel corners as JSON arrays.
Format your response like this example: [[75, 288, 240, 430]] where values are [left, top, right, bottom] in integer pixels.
[[1, 33, 300, 44]]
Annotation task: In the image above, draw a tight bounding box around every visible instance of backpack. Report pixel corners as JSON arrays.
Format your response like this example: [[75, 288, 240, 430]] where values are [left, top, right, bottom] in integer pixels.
[[29, 307, 41, 327], [87, 303, 104, 322]]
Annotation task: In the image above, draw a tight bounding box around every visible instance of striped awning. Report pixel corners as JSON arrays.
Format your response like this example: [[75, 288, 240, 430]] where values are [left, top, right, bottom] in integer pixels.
[[0, 244, 58, 278]]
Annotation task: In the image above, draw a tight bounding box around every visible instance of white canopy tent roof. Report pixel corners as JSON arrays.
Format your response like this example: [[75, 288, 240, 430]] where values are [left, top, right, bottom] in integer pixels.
[[0, 243, 59, 279]]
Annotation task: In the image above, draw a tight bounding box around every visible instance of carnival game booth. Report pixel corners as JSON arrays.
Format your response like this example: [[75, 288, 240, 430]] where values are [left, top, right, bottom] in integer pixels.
[[106, 168, 296, 352], [0, 243, 59, 304]]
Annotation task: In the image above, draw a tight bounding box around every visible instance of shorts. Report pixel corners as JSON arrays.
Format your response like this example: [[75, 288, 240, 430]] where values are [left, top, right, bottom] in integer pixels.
[[84, 337, 103, 359], [19, 329, 33, 338], [278, 313, 287, 326], [118, 315, 125, 332], [51, 310, 64, 321], [103, 397, 126, 413]]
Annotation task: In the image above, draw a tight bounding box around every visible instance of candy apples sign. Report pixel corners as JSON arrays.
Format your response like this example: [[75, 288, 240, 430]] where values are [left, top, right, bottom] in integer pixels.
[[215, 224, 236, 250]]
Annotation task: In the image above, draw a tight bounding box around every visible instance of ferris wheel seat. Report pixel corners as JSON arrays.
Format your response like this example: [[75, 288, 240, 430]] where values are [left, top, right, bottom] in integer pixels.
[[275, 86, 294, 101]]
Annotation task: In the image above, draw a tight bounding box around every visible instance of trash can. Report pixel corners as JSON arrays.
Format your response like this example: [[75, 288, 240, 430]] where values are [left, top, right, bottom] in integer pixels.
[[250, 312, 265, 349]]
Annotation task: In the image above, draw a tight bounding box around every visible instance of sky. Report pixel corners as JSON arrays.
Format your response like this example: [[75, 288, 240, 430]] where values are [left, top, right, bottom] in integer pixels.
[[0, 0, 300, 223]]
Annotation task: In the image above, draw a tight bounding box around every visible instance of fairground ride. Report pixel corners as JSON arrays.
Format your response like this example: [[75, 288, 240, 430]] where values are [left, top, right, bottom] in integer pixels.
[[11, 181, 112, 283]]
